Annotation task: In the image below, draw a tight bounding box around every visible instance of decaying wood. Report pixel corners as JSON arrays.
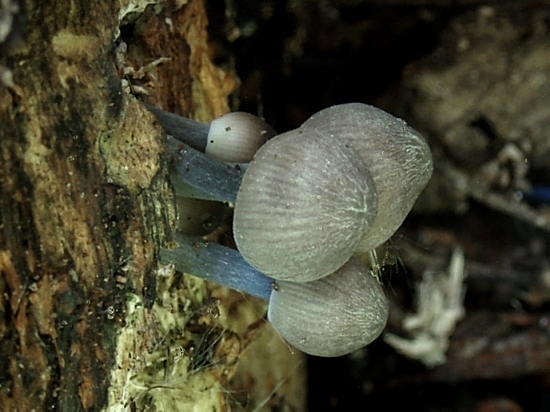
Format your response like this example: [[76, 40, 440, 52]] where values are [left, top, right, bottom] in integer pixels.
[[0, 1, 305, 410]]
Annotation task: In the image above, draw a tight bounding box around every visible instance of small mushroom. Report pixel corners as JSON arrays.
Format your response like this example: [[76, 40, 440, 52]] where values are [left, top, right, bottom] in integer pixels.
[[268, 257, 389, 357], [145, 103, 275, 162], [158, 110, 274, 232], [153, 105, 275, 204], [205, 112, 276, 163], [302, 103, 433, 253], [161, 234, 388, 357], [233, 127, 378, 282]]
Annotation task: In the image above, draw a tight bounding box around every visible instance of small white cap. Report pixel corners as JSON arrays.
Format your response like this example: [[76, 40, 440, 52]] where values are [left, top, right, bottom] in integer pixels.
[[205, 112, 275, 163]]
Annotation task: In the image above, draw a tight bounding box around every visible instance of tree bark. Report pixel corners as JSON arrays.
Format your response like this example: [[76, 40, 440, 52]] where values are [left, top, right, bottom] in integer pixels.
[[1, 1, 307, 411], [0, 0, 172, 409]]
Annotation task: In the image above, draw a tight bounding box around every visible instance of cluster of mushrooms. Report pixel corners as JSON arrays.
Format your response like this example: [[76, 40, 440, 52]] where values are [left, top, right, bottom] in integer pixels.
[[152, 103, 433, 357]]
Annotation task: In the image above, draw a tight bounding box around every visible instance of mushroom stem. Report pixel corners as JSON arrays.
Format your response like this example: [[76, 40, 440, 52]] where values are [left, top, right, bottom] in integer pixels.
[[145, 103, 209, 151], [161, 232, 389, 357], [160, 232, 274, 301], [167, 136, 244, 203]]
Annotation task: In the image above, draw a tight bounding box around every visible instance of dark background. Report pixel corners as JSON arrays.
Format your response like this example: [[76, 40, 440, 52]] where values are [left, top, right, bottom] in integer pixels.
[[207, 1, 550, 410]]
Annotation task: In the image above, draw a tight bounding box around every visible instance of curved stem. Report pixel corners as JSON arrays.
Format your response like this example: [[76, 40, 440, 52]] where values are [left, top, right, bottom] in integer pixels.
[[167, 136, 244, 203], [160, 232, 274, 301], [145, 103, 210, 151]]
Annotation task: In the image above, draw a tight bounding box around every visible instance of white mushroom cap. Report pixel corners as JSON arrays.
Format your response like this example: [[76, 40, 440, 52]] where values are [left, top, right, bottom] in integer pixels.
[[205, 112, 276, 163]]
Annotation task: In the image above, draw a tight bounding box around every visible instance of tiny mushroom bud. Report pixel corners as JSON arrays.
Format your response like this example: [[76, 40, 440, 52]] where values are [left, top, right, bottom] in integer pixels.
[[145, 103, 275, 162], [268, 258, 389, 357], [302, 103, 433, 253], [233, 127, 378, 282], [160, 111, 273, 234], [205, 112, 276, 163], [153, 105, 275, 202]]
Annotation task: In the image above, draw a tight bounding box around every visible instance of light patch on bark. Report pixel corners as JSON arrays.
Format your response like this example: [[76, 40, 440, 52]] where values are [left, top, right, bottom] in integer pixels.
[[51, 30, 102, 61], [100, 98, 163, 191], [107, 264, 231, 411]]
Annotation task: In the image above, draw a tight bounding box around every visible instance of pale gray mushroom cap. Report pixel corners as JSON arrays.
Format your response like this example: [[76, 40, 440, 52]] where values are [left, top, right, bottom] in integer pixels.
[[205, 112, 276, 163], [302, 103, 433, 253], [268, 258, 389, 357], [233, 127, 378, 282]]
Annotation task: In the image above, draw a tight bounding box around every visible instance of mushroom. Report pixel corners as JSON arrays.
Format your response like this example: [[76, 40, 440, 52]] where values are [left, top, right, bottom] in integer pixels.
[[233, 127, 378, 282], [157, 102, 433, 357], [302, 103, 433, 253], [151, 105, 276, 231], [268, 257, 388, 357], [161, 233, 388, 357], [146, 104, 276, 163]]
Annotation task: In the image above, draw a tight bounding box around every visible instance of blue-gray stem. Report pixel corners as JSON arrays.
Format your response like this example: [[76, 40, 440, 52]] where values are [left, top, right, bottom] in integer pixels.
[[160, 232, 275, 301], [145, 103, 209, 151], [166, 136, 244, 203]]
